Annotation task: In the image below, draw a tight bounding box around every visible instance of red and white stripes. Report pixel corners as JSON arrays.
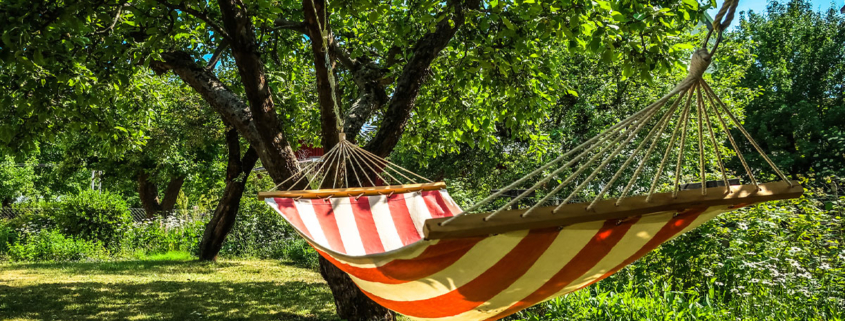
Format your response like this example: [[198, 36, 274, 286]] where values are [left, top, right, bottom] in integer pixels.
[[266, 190, 461, 256]]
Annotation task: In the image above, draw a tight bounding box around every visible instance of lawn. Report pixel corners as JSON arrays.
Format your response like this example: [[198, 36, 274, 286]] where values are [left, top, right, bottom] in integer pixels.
[[0, 252, 339, 321]]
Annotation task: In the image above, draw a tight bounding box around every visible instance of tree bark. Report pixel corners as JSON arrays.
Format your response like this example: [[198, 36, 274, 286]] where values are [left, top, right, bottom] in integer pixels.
[[160, 175, 185, 212], [137, 172, 162, 219], [318, 256, 396, 321], [216, 0, 302, 187], [304, 0, 342, 149], [199, 127, 259, 261]]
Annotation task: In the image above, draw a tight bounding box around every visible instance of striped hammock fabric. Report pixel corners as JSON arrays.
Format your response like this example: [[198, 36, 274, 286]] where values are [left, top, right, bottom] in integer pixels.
[[265, 188, 734, 321]]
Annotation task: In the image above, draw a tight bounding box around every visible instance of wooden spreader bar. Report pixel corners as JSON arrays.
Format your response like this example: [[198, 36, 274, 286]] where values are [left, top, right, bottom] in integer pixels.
[[424, 181, 803, 240], [258, 182, 447, 200]]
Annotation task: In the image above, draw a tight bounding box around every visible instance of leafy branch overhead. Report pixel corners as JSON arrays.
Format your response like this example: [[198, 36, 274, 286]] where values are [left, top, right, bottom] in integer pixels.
[[0, 0, 708, 161]]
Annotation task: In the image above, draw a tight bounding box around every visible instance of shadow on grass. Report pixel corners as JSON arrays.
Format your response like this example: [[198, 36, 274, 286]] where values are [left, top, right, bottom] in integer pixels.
[[0, 279, 338, 321], [0, 259, 241, 276]]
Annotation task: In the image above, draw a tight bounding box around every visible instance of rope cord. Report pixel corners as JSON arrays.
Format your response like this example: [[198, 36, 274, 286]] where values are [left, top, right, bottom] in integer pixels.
[[440, 96, 666, 225], [345, 143, 396, 186], [701, 81, 793, 186], [497, 118, 635, 219], [308, 0, 343, 131], [647, 87, 695, 202], [696, 85, 708, 195], [552, 99, 666, 214], [315, 139, 345, 189], [349, 141, 422, 184], [672, 83, 697, 198], [345, 142, 377, 187], [588, 89, 686, 210], [268, 142, 343, 191], [617, 89, 690, 205], [703, 83, 758, 186], [703, 0, 740, 56], [483, 101, 663, 221], [354, 145, 434, 183], [343, 143, 364, 188], [351, 145, 407, 184], [697, 80, 732, 192]]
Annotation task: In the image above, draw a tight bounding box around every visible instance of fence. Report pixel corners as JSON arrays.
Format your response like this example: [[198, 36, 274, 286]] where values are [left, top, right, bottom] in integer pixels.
[[1, 207, 209, 222]]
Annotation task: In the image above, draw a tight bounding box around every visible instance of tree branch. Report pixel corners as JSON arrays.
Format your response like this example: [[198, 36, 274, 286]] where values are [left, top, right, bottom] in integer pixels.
[[215, 0, 301, 185], [157, 0, 231, 41], [149, 50, 299, 186], [206, 39, 230, 70], [93, 2, 128, 35], [365, 0, 481, 156], [273, 18, 307, 34]]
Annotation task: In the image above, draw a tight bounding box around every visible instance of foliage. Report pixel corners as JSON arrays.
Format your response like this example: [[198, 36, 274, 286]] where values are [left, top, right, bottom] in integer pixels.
[[120, 216, 205, 256], [53, 190, 132, 247], [7, 229, 107, 262], [219, 197, 295, 259], [0, 154, 36, 206], [0, 221, 15, 254], [727, 0, 845, 180]]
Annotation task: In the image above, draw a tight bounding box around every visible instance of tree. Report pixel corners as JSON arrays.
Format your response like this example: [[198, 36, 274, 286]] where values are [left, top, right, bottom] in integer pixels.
[[728, 0, 845, 180], [0, 0, 707, 318], [0, 155, 36, 207]]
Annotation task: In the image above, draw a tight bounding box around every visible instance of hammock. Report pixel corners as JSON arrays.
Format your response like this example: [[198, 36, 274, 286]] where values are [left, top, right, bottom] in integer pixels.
[[259, 1, 804, 319]]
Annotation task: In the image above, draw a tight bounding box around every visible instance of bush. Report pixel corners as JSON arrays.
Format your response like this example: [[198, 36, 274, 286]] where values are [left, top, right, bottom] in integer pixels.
[[120, 216, 205, 255], [219, 197, 296, 259], [8, 229, 106, 262], [0, 220, 15, 255], [54, 190, 132, 247]]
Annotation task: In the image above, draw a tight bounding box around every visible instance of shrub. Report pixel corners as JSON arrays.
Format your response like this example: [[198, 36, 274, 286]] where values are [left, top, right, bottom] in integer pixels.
[[0, 220, 16, 254], [120, 216, 205, 255], [8, 229, 106, 262], [54, 190, 132, 247], [219, 197, 295, 259]]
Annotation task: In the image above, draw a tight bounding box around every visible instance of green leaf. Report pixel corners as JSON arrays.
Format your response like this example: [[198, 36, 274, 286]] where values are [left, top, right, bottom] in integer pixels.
[[502, 17, 516, 30], [682, 0, 699, 10]]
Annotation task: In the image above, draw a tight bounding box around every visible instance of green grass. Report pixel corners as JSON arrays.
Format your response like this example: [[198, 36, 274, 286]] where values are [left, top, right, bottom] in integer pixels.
[[0, 251, 338, 321]]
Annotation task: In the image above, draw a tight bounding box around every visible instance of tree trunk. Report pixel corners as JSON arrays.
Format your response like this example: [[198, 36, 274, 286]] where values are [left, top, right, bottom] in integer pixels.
[[137, 172, 162, 219], [159, 175, 185, 212], [303, 0, 341, 149], [199, 127, 259, 261], [319, 256, 395, 321]]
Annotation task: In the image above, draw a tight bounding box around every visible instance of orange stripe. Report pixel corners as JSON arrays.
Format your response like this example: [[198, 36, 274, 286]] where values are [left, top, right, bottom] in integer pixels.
[[571, 207, 707, 292], [316, 237, 485, 284], [273, 198, 311, 238], [311, 199, 347, 253], [484, 219, 636, 320], [348, 196, 385, 254], [363, 228, 561, 318], [386, 194, 422, 245]]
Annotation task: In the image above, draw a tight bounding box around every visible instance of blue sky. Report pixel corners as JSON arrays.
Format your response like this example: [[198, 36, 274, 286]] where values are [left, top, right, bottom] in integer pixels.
[[707, 0, 842, 18]]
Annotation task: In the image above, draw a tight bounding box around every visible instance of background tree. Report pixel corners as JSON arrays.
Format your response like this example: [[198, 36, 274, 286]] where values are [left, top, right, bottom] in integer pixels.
[[728, 0, 845, 180], [0, 155, 36, 207]]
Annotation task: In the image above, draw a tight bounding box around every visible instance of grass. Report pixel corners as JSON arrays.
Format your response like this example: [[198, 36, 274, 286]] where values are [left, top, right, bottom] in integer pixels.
[[0, 251, 339, 321]]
